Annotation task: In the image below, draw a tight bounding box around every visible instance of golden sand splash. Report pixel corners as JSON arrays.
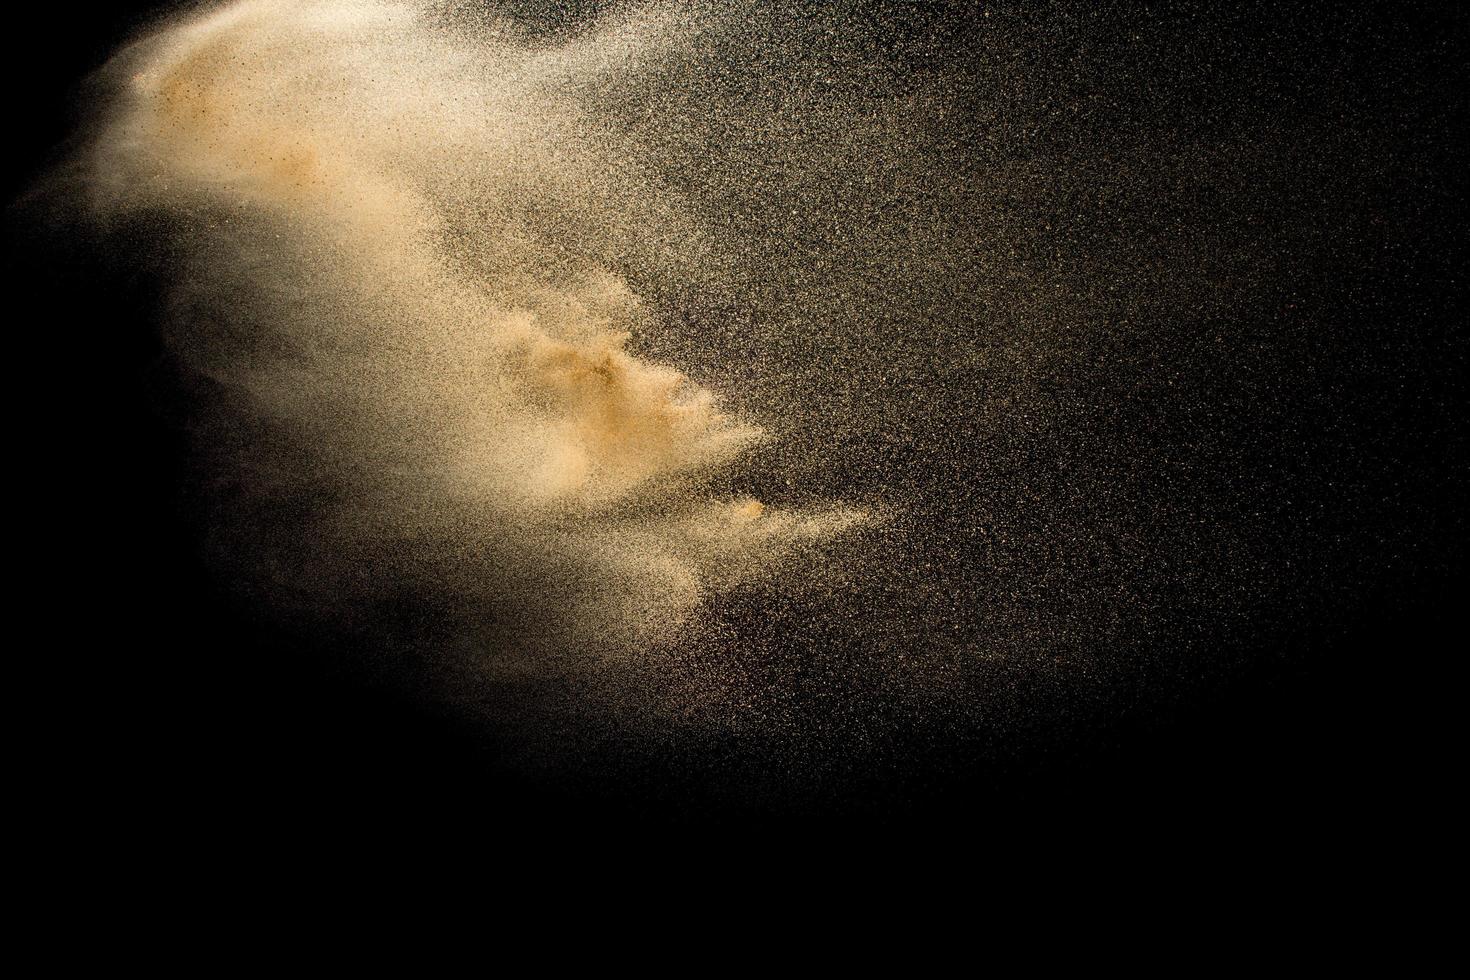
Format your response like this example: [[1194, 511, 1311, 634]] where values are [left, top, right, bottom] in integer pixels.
[[84, 0, 865, 645]]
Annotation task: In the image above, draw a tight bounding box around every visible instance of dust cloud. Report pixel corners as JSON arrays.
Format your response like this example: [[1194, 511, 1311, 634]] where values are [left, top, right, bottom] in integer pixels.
[[79, 0, 869, 662], [41, 0, 1430, 811]]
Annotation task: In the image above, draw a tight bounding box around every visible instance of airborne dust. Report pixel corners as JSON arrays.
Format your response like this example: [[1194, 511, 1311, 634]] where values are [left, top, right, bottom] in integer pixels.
[[46, 0, 1454, 810]]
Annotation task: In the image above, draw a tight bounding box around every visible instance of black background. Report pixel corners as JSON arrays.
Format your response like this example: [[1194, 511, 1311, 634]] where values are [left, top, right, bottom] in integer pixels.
[[9, 1, 1464, 855]]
